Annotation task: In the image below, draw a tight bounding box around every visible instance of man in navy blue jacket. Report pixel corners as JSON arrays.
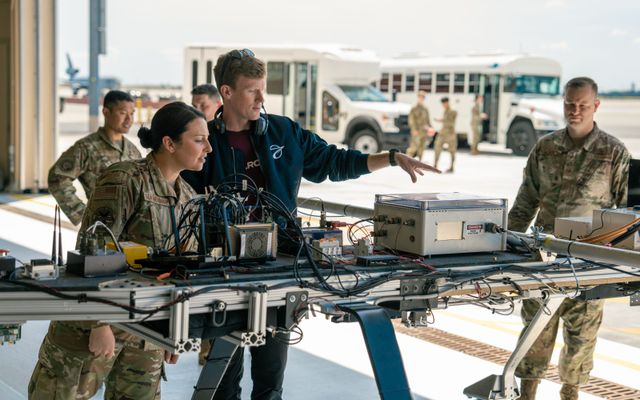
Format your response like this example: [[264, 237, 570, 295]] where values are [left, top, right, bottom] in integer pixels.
[[183, 48, 438, 400]]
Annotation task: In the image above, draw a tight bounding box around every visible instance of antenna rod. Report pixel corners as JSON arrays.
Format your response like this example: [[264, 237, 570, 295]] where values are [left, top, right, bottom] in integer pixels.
[[51, 205, 58, 264], [57, 206, 63, 265]]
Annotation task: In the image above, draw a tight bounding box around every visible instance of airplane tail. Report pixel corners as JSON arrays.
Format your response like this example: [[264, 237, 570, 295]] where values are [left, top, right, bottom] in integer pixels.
[[65, 53, 79, 81]]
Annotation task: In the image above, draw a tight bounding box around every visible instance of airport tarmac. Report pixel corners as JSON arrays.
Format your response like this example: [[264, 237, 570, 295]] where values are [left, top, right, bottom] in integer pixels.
[[1, 98, 640, 399]]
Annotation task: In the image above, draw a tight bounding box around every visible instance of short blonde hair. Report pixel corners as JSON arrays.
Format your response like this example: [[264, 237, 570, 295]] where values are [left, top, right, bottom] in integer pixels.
[[214, 50, 266, 89]]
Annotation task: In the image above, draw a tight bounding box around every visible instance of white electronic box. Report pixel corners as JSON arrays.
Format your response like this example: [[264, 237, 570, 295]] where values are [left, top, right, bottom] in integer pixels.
[[373, 193, 508, 256]]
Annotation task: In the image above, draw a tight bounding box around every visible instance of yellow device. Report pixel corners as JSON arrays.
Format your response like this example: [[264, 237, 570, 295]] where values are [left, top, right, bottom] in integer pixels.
[[106, 241, 148, 268]]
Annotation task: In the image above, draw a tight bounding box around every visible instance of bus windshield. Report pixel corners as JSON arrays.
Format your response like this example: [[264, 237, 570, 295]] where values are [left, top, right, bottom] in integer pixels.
[[338, 85, 389, 102], [504, 75, 560, 96]]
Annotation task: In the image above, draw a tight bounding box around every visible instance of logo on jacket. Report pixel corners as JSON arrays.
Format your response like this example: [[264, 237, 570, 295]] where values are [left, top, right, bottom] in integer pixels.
[[270, 144, 284, 160]]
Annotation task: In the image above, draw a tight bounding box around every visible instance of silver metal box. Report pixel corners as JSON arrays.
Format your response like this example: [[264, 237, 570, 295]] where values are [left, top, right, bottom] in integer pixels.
[[373, 193, 508, 256], [554, 216, 593, 240]]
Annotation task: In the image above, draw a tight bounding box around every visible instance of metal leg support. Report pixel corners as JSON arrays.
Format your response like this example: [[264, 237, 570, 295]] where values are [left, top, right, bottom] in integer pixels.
[[463, 295, 564, 400], [191, 336, 239, 400], [339, 302, 413, 400]]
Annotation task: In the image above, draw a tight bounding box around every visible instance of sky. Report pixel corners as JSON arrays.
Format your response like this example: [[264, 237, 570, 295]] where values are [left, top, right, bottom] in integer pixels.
[[56, 0, 640, 91]]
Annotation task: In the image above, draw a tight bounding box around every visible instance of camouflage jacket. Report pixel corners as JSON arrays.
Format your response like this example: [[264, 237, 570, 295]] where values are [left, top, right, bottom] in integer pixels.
[[78, 153, 198, 253], [48, 128, 142, 225], [408, 104, 431, 134], [440, 108, 457, 136], [508, 123, 630, 233]]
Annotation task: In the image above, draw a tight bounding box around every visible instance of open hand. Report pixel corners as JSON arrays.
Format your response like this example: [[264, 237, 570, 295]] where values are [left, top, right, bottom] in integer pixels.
[[394, 152, 441, 182]]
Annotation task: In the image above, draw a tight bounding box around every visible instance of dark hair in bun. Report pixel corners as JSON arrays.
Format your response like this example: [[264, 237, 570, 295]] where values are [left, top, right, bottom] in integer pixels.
[[137, 102, 205, 152], [137, 126, 154, 148]]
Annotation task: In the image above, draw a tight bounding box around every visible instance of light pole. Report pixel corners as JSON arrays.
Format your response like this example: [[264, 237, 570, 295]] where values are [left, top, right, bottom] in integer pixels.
[[89, 0, 105, 131]]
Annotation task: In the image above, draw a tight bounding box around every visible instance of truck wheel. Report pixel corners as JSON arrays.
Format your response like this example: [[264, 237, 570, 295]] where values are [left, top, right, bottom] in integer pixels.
[[349, 129, 380, 153], [508, 121, 537, 156]]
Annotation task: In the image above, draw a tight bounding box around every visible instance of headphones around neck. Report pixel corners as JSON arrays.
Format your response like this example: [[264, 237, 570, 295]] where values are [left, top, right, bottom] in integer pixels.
[[212, 105, 269, 136]]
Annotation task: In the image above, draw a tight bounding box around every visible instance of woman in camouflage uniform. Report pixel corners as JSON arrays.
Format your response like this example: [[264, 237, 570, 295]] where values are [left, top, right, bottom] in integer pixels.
[[29, 102, 212, 400]]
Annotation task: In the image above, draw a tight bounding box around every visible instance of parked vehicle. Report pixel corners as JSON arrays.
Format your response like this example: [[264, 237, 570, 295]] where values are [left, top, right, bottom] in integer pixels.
[[378, 54, 563, 155]]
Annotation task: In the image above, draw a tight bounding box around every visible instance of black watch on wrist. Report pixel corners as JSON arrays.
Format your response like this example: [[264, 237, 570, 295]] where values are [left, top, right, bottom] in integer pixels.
[[388, 148, 399, 166]]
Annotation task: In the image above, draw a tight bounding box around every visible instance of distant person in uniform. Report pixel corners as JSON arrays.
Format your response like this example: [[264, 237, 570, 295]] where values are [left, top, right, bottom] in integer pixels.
[[190, 83, 222, 366], [191, 83, 222, 122], [470, 94, 488, 155], [434, 97, 458, 172], [406, 90, 435, 160], [48, 90, 141, 225], [29, 102, 211, 400], [508, 77, 630, 400]]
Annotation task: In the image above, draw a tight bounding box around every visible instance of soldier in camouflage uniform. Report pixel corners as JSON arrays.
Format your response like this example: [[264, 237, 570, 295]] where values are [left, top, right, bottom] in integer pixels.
[[36, 90, 141, 399], [470, 94, 487, 155], [48, 90, 141, 225], [29, 102, 211, 400], [191, 83, 222, 122], [406, 90, 435, 160], [434, 97, 458, 173], [508, 77, 630, 400]]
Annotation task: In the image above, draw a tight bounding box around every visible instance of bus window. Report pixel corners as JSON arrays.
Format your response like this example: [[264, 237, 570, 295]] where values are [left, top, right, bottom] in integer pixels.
[[392, 74, 402, 93], [338, 85, 388, 102], [206, 61, 213, 84], [267, 62, 289, 95], [322, 91, 339, 131], [418, 72, 432, 92], [453, 73, 465, 93], [310, 65, 317, 131], [405, 74, 415, 92], [503, 75, 560, 95], [436, 73, 450, 93], [294, 63, 309, 128], [380, 73, 389, 93], [504, 76, 517, 93], [191, 60, 198, 88], [468, 73, 481, 94]]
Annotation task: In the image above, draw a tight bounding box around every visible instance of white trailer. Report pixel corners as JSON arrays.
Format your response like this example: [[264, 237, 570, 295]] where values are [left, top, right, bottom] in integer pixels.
[[378, 54, 564, 155], [184, 43, 411, 153]]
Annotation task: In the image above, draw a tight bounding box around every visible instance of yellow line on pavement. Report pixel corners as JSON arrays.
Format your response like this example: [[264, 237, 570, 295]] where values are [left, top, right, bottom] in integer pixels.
[[444, 310, 640, 371], [606, 297, 630, 304], [11, 193, 58, 209]]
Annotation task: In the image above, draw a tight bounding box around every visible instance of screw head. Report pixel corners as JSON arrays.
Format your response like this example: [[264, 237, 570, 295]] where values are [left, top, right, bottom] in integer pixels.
[[289, 295, 297, 303]]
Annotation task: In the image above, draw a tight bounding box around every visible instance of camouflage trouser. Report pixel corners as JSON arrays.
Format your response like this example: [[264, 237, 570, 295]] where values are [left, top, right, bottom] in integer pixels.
[[434, 132, 457, 169], [515, 297, 605, 385], [406, 133, 428, 160], [28, 321, 164, 400], [471, 127, 481, 150]]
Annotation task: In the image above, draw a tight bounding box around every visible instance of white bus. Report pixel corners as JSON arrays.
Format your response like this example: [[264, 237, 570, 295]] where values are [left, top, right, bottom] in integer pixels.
[[184, 44, 411, 153], [378, 54, 563, 155]]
